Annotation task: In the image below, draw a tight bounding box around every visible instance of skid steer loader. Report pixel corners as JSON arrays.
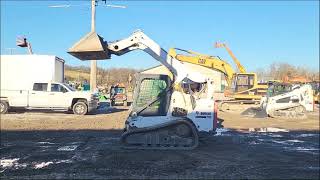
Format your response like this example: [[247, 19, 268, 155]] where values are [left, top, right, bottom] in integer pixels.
[[260, 82, 314, 119], [68, 30, 218, 149]]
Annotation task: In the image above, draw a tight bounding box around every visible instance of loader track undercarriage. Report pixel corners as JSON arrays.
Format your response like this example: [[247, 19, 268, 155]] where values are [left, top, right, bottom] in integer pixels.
[[121, 119, 199, 150], [268, 105, 307, 119]]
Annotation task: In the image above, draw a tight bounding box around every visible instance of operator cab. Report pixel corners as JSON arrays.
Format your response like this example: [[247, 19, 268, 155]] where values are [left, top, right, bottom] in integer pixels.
[[131, 74, 171, 117], [232, 73, 255, 92], [267, 82, 293, 97], [130, 74, 209, 117]]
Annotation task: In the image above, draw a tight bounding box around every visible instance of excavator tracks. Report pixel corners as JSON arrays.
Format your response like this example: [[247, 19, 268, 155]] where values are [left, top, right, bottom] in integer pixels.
[[120, 119, 199, 150], [268, 105, 307, 119]]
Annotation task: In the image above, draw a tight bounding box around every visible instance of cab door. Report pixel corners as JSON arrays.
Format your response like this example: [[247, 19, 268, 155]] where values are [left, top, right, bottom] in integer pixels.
[[48, 83, 69, 108], [28, 83, 50, 107]]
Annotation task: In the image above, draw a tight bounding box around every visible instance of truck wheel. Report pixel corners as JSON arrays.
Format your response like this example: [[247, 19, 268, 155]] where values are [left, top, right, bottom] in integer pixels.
[[0, 101, 9, 114], [73, 102, 88, 115]]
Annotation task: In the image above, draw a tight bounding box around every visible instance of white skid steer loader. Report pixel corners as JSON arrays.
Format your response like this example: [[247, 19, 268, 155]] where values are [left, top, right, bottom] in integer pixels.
[[68, 30, 218, 150], [260, 82, 314, 119]]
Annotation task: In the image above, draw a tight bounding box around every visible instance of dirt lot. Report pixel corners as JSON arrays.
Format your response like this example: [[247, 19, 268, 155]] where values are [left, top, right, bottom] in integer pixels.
[[1, 104, 319, 179]]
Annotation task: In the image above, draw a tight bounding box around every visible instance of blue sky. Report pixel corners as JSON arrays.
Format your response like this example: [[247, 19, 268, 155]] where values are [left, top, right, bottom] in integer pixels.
[[1, 1, 319, 72]]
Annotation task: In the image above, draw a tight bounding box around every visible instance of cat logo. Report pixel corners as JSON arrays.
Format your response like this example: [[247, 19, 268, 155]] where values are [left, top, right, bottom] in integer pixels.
[[198, 58, 206, 64]]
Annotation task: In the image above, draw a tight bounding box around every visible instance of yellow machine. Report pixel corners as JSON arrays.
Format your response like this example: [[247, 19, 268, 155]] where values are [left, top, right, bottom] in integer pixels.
[[168, 48, 268, 103], [214, 42, 246, 73]]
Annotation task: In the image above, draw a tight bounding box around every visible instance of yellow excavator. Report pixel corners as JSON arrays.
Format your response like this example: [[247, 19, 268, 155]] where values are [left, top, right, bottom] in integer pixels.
[[168, 47, 268, 109]]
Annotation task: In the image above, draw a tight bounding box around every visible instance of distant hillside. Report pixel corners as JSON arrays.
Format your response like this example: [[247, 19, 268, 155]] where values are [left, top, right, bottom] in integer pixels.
[[65, 65, 141, 88], [65, 65, 90, 82]]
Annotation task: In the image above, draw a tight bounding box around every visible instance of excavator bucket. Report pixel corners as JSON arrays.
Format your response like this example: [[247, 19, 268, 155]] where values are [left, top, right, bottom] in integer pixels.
[[68, 31, 111, 60]]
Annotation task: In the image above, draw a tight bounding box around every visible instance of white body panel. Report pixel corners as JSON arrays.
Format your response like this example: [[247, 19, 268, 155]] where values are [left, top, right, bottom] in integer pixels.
[[0, 55, 98, 112], [1, 90, 29, 107], [29, 90, 50, 107], [0, 55, 64, 91], [1, 82, 97, 110]]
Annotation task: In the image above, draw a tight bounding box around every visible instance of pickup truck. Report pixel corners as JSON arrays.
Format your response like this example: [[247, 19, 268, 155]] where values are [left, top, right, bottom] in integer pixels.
[[0, 81, 98, 115]]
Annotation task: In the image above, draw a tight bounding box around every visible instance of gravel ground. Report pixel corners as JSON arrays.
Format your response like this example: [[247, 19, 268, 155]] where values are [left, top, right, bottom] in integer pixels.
[[0, 104, 319, 179]]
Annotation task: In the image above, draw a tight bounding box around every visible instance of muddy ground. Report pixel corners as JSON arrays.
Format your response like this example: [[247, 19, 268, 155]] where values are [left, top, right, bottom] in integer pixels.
[[1, 103, 319, 179]]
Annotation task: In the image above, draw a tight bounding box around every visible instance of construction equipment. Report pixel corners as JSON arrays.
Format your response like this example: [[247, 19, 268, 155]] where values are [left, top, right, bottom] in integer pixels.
[[110, 84, 128, 106], [277, 75, 320, 104], [215, 42, 246, 73], [260, 82, 314, 119], [68, 30, 218, 150], [310, 81, 320, 104], [168, 48, 268, 111], [16, 36, 33, 54]]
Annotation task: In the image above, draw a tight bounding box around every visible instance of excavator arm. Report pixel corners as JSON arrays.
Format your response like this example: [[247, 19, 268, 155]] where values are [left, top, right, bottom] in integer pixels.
[[168, 48, 235, 86], [215, 42, 246, 73]]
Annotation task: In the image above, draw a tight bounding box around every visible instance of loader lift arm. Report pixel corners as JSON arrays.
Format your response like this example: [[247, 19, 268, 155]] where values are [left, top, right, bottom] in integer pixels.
[[106, 30, 181, 81]]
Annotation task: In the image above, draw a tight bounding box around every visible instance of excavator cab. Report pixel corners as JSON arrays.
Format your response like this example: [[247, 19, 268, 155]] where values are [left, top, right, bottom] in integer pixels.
[[232, 73, 255, 92], [228, 73, 267, 101]]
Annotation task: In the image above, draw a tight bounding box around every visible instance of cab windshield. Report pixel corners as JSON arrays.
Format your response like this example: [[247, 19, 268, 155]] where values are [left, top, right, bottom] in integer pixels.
[[267, 83, 292, 97], [63, 83, 76, 92], [112, 87, 126, 94]]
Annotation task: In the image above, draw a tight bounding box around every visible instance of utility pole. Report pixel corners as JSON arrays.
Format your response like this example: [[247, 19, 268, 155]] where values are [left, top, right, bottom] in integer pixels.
[[90, 0, 97, 92]]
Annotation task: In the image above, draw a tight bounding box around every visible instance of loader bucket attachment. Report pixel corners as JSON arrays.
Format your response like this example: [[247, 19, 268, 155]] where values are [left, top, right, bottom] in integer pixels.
[[68, 31, 111, 60]]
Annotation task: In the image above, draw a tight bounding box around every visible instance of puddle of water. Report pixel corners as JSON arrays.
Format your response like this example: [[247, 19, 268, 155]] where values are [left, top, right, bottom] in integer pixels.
[[283, 146, 319, 155], [56, 159, 72, 164], [296, 134, 317, 137], [31, 159, 72, 169], [15, 163, 28, 169], [249, 127, 289, 133], [272, 140, 289, 145], [105, 137, 120, 140], [286, 139, 304, 143], [249, 141, 261, 145], [34, 162, 53, 169], [294, 147, 319, 151], [268, 134, 283, 138], [37, 142, 55, 145], [308, 166, 320, 170], [57, 145, 78, 151], [215, 128, 230, 136], [0, 158, 19, 168], [0, 158, 28, 172], [70, 142, 82, 145]]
